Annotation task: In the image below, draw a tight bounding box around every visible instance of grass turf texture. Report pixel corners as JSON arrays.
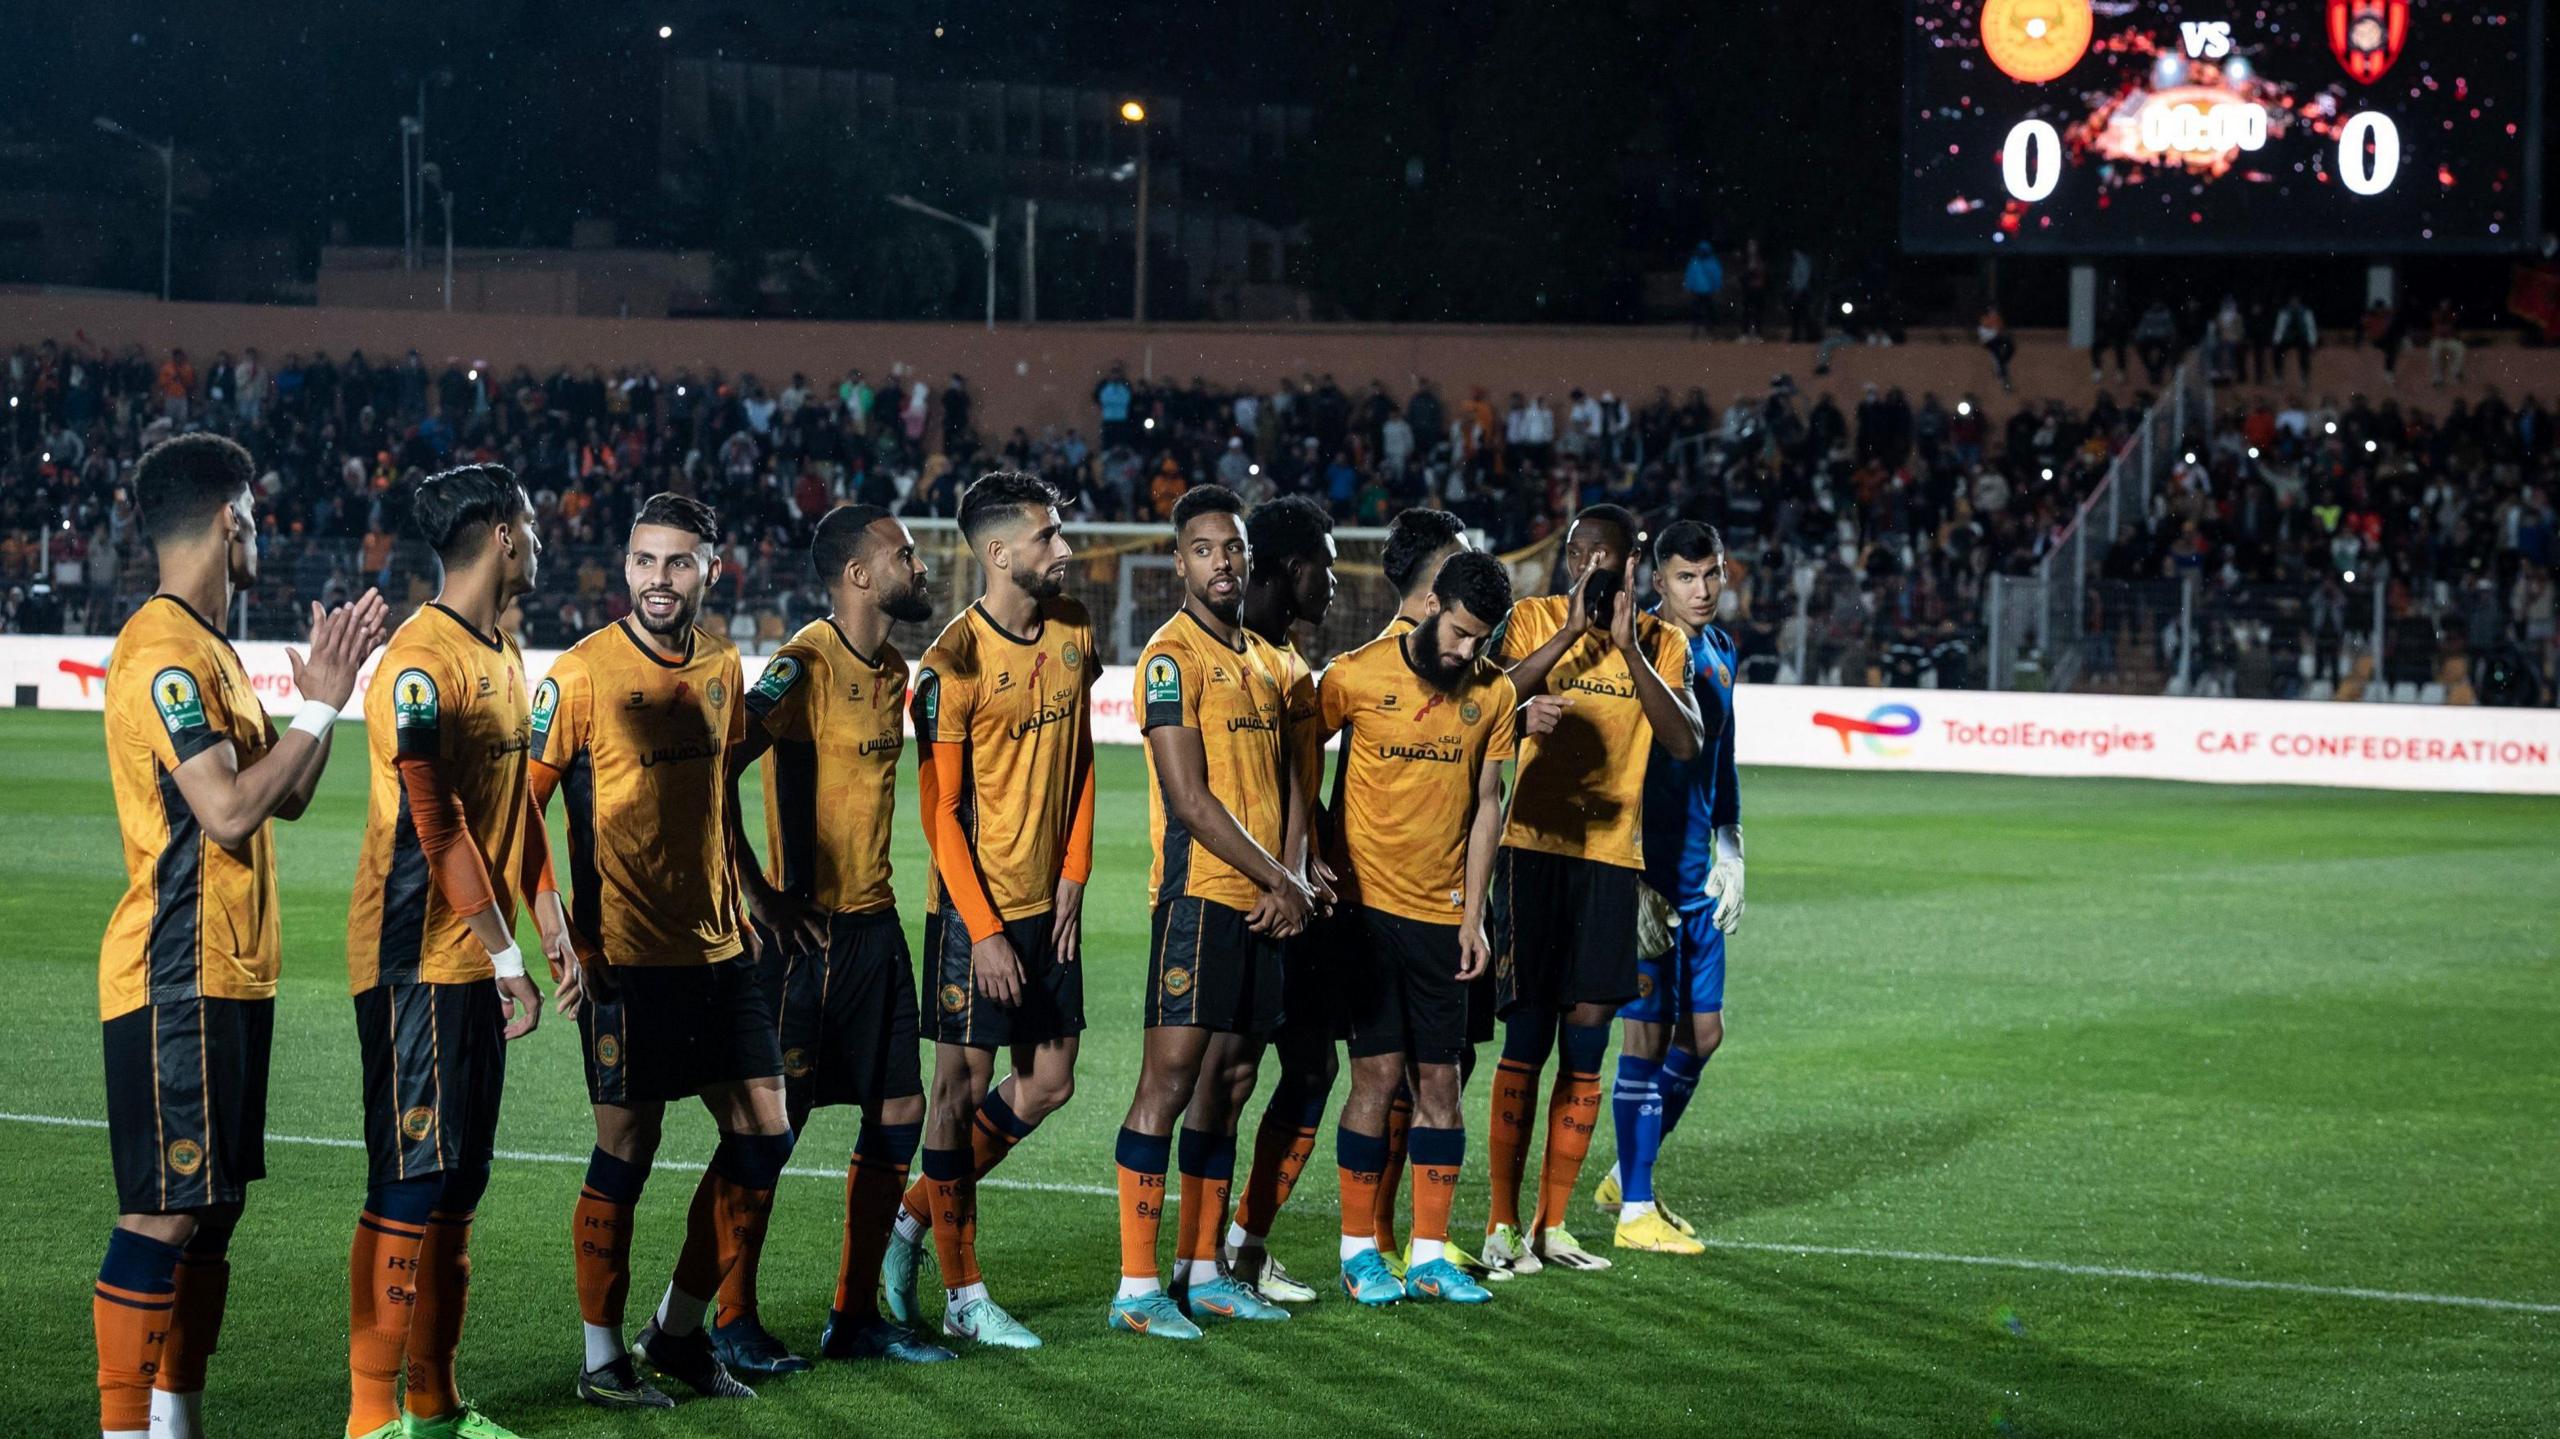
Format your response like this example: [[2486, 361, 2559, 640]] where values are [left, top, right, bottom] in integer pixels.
[[0, 707, 2552, 1437]]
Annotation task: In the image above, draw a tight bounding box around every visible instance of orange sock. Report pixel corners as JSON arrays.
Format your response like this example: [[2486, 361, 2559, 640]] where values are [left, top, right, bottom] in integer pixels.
[[1373, 1093, 1413, 1251], [1337, 1128, 1389, 1245], [1408, 1127, 1464, 1244], [1114, 1128, 1172, 1283], [711, 1189, 770, 1329], [572, 1187, 636, 1333], [156, 1249, 229, 1399], [670, 1170, 773, 1320], [1532, 1065, 1604, 1236], [403, 1211, 472, 1421], [1486, 1058, 1539, 1231], [348, 1212, 426, 1436], [919, 1147, 981, 1288], [900, 1086, 1032, 1229], [94, 1228, 182, 1438], [1231, 1110, 1320, 1240], [833, 1151, 911, 1319]]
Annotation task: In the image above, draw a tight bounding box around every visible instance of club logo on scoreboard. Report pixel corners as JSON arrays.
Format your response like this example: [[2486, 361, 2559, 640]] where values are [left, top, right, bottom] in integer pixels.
[[1979, 0, 2093, 85], [2327, 0, 2408, 86]]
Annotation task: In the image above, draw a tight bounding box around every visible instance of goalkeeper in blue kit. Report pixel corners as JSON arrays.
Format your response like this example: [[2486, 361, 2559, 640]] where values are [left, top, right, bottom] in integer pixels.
[[1598, 521, 1743, 1254]]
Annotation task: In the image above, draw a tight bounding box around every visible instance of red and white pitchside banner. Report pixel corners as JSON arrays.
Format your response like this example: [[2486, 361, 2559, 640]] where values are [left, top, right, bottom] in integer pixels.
[[6, 635, 2555, 795]]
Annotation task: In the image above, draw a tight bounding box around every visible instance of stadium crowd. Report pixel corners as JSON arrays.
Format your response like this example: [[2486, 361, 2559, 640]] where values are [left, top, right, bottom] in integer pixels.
[[0, 335, 2550, 703]]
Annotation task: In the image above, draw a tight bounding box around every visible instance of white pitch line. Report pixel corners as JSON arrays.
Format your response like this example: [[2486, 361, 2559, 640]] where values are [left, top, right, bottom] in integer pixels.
[[9, 1110, 2555, 1316]]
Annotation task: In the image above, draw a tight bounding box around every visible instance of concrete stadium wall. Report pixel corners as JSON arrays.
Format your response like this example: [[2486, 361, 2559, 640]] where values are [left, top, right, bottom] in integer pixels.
[[6, 293, 2557, 444], [9, 635, 2554, 795]]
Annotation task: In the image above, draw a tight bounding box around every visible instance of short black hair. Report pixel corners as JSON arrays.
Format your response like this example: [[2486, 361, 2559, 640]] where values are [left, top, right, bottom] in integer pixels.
[[1653, 519, 1725, 567], [631, 492, 721, 548], [811, 503, 896, 583], [134, 433, 255, 544], [1571, 503, 1641, 556], [1381, 508, 1468, 595], [412, 463, 527, 561], [1249, 495, 1334, 574], [959, 470, 1060, 543], [1171, 484, 1244, 535], [1433, 550, 1513, 628]]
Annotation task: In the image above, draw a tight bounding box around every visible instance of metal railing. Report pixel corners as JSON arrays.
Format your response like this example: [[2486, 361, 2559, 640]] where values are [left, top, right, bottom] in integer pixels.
[[1989, 356, 2211, 690]]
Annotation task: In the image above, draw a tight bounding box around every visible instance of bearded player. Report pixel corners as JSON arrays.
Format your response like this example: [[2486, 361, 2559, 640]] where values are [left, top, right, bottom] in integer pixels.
[[881, 472, 1098, 1350], [706, 504, 957, 1373], [1595, 521, 1743, 1254], [1108, 485, 1316, 1339], [341, 463, 558, 1439], [532, 494, 790, 1409], [94, 433, 385, 1439]]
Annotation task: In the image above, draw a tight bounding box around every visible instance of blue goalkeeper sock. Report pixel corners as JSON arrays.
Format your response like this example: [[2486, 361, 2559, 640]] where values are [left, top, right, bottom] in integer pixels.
[[1612, 1053, 1665, 1206], [1658, 1045, 1710, 1142]]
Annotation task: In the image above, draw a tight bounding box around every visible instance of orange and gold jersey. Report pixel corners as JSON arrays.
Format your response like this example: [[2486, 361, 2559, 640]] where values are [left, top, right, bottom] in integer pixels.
[[747, 619, 907, 915], [532, 620, 746, 967], [346, 604, 534, 991], [909, 598, 1096, 920], [1135, 611, 1290, 910], [1272, 635, 1324, 800], [98, 595, 278, 1021], [1496, 593, 1691, 870], [1318, 629, 1517, 925]]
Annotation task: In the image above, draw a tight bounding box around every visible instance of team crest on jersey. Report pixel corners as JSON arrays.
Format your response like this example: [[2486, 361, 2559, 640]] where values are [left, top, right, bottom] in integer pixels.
[[400, 1105, 436, 1142], [1163, 965, 1194, 997], [939, 982, 969, 1014], [393, 669, 439, 730], [1637, 972, 1655, 1000], [783, 1047, 811, 1078], [530, 678, 560, 738], [1062, 641, 1082, 671], [151, 667, 206, 735], [753, 656, 802, 704], [165, 1137, 204, 1176], [1460, 700, 1482, 724], [707, 678, 727, 707], [1713, 660, 1731, 687], [594, 1034, 622, 1068], [1145, 655, 1182, 706]]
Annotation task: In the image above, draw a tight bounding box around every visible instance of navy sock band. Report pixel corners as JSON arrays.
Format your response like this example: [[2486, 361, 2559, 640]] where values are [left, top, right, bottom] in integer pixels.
[[1407, 1126, 1466, 1168], [583, 1146, 650, 1205], [1560, 1021, 1610, 1075], [1178, 1128, 1238, 1181], [1336, 1127, 1390, 1173], [1116, 1126, 1173, 1174], [366, 1175, 442, 1226]]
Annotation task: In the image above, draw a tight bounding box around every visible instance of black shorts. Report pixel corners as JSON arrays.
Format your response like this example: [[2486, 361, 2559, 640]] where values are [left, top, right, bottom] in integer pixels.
[[103, 997, 273, 1214], [1146, 895, 1285, 1037], [1344, 908, 1470, 1066], [355, 980, 505, 1186], [1277, 911, 1350, 1046], [923, 905, 1085, 1050], [1492, 846, 1643, 1014], [578, 957, 783, 1106], [774, 909, 924, 1111]]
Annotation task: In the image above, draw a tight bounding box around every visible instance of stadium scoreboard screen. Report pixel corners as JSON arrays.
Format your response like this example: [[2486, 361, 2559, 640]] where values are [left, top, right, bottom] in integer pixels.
[[1902, 1, 2546, 253]]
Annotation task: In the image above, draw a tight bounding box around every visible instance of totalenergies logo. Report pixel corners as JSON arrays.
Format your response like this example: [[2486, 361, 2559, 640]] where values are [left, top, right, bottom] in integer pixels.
[[1813, 704, 1922, 758]]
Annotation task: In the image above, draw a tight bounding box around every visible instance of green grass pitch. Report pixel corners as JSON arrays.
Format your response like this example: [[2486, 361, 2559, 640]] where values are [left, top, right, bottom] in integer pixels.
[[0, 708, 2553, 1436]]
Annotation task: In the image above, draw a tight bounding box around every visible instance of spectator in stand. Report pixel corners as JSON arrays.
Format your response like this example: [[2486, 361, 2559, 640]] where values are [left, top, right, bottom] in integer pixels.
[[2428, 300, 2467, 388], [2360, 299, 2403, 387], [942, 372, 974, 454], [1978, 306, 2016, 393], [2272, 295, 2318, 381], [1683, 239, 1724, 338]]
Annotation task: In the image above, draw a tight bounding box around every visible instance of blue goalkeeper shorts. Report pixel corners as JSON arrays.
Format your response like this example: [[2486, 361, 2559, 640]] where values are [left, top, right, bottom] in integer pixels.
[[1623, 901, 1724, 1024]]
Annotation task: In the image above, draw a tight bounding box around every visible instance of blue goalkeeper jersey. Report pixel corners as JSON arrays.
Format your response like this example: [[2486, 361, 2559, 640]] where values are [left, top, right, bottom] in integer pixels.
[[1641, 616, 1739, 912]]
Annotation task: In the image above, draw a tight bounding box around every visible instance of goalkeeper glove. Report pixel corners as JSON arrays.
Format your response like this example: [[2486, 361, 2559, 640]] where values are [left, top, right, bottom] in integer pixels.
[[1704, 825, 1745, 935]]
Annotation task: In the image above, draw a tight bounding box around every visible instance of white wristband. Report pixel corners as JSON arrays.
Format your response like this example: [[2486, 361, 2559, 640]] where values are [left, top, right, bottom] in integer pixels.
[[488, 939, 526, 980], [290, 699, 339, 739]]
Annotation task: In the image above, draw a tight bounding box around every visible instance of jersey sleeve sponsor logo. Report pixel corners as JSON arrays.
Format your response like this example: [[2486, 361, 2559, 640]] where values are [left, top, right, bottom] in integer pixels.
[[911, 667, 940, 727], [529, 678, 560, 739], [393, 669, 440, 730], [151, 667, 207, 735], [750, 655, 803, 707], [1145, 655, 1182, 705]]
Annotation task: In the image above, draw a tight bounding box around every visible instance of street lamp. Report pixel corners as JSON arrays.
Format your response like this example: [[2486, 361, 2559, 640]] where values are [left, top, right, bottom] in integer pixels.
[[94, 117, 174, 301], [887, 194, 998, 332], [1119, 100, 1150, 325], [420, 163, 455, 311], [400, 116, 423, 271]]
